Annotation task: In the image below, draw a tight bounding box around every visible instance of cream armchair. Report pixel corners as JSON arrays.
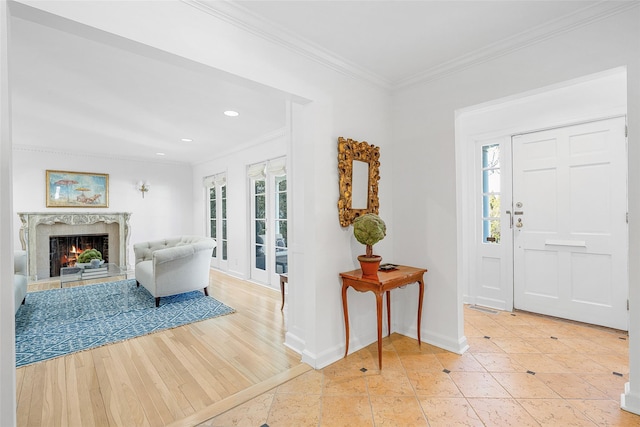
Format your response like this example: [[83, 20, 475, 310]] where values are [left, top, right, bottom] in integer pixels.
[[133, 236, 216, 307], [14, 250, 28, 314]]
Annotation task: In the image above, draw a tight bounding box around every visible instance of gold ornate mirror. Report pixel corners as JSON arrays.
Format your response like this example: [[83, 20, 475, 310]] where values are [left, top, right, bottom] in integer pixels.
[[337, 137, 380, 227]]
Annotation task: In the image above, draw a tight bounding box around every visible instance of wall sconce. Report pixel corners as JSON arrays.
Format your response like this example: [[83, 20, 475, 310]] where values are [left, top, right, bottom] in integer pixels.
[[137, 180, 150, 198]]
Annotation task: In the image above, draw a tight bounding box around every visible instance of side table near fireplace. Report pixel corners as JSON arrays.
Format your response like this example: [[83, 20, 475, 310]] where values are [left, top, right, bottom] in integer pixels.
[[340, 265, 427, 370], [60, 263, 125, 287]]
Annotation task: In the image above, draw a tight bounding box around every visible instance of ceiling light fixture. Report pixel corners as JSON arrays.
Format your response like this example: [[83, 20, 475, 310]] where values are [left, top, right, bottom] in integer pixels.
[[181, 138, 193, 142], [224, 110, 239, 117], [156, 152, 165, 156]]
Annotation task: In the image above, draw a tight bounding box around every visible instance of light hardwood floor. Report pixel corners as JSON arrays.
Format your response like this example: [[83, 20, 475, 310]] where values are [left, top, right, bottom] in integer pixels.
[[16, 270, 305, 426]]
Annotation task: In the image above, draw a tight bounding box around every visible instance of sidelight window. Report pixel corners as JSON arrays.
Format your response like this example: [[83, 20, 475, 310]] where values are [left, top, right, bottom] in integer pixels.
[[482, 144, 501, 244]]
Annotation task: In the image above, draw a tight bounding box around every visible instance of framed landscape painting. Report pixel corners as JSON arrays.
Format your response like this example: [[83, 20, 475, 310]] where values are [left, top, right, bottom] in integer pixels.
[[46, 170, 109, 208]]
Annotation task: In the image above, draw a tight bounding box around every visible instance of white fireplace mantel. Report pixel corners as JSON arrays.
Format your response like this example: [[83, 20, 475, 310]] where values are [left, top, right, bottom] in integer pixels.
[[18, 212, 131, 279]]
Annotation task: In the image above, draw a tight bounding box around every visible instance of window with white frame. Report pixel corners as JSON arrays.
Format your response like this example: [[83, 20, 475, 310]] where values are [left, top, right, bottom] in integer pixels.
[[481, 144, 500, 244], [204, 172, 227, 260]]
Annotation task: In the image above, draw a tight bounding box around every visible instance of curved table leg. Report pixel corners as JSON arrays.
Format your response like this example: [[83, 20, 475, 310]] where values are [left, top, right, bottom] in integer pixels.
[[376, 292, 384, 369], [386, 290, 391, 337], [417, 279, 424, 346], [342, 283, 350, 358]]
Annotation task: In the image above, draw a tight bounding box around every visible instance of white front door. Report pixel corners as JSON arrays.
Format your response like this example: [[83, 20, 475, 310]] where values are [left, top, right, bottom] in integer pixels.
[[512, 117, 628, 330]]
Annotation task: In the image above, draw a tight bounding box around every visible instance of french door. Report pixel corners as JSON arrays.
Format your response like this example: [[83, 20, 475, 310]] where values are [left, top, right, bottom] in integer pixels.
[[206, 173, 227, 270], [512, 117, 628, 330], [249, 158, 288, 286]]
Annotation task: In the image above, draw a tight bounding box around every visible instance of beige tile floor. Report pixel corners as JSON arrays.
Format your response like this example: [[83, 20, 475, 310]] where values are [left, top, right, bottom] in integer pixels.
[[201, 305, 640, 426]]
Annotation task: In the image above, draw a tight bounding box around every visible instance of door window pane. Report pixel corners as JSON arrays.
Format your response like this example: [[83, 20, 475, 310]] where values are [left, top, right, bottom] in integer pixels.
[[255, 195, 265, 218], [482, 144, 501, 244], [274, 176, 287, 273], [209, 186, 217, 257], [221, 185, 227, 260], [207, 180, 227, 259], [253, 177, 267, 272], [255, 219, 266, 270]]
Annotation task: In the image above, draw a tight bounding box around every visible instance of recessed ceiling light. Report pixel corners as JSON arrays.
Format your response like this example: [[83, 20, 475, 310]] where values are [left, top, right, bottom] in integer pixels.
[[224, 110, 239, 117], [156, 152, 165, 156], [181, 138, 193, 142]]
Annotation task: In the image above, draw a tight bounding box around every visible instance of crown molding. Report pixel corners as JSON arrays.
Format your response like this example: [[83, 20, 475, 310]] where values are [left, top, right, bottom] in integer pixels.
[[15, 128, 288, 166], [191, 126, 288, 166], [392, 1, 639, 89], [183, 0, 637, 92], [13, 144, 190, 166], [182, 0, 393, 90]]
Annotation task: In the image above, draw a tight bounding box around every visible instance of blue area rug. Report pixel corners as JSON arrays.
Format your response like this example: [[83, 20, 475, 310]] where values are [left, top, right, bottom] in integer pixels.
[[15, 279, 235, 367]]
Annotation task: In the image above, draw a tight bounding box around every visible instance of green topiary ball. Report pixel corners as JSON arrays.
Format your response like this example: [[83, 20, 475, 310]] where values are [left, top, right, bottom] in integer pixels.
[[353, 213, 386, 247]]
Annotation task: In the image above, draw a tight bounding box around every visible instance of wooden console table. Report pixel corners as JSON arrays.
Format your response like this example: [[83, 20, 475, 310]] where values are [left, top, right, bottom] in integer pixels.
[[340, 265, 427, 369]]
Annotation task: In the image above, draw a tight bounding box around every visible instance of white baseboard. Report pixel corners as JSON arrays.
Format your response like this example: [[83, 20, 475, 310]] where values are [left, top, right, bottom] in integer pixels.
[[284, 330, 305, 355], [621, 382, 640, 415]]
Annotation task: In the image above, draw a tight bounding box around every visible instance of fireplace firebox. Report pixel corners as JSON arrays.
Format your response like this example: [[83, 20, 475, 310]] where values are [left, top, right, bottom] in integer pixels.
[[49, 234, 109, 277]]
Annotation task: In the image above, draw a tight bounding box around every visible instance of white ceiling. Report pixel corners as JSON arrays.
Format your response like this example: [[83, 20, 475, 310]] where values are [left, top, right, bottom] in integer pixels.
[[229, 0, 602, 85], [9, 0, 622, 164], [9, 9, 290, 164]]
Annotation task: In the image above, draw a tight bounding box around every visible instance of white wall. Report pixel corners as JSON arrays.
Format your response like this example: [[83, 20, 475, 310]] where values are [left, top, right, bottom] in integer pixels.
[[12, 148, 193, 267]]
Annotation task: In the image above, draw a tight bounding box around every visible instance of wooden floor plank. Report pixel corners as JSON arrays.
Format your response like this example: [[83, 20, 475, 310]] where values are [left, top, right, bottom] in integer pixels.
[[16, 269, 304, 426], [115, 340, 168, 426], [128, 338, 186, 425], [81, 351, 110, 427], [16, 364, 34, 426], [28, 362, 46, 427], [146, 335, 197, 419], [65, 354, 84, 427]]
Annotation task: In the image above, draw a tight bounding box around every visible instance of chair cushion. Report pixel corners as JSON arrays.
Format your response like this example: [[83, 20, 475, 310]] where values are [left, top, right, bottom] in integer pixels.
[[14, 274, 27, 314], [135, 260, 154, 287]]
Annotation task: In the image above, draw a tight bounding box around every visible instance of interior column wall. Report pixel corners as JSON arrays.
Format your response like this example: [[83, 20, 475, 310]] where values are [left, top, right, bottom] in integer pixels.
[[0, 1, 16, 424], [622, 59, 640, 415]]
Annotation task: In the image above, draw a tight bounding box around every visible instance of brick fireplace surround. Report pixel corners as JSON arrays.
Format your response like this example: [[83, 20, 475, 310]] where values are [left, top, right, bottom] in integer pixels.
[[18, 212, 131, 280]]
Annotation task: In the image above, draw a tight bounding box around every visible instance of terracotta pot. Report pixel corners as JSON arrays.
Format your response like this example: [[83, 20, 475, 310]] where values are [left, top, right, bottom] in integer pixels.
[[358, 255, 382, 279]]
